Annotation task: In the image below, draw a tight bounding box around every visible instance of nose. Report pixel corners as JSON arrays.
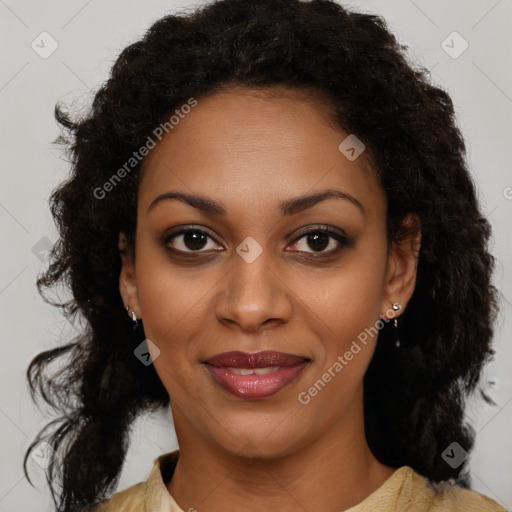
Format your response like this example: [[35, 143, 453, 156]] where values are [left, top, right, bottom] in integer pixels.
[[215, 249, 292, 333]]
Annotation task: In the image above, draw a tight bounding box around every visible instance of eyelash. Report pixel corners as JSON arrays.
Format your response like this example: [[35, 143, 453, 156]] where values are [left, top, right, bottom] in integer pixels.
[[163, 224, 351, 258]]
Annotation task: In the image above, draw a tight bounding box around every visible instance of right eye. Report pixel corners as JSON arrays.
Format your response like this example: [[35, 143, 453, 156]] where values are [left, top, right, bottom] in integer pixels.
[[164, 227, 223, 254]]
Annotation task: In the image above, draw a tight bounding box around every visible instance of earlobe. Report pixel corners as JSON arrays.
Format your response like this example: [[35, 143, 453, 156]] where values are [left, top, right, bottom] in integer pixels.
[[118, 231, 141, 318], [381, 214, 421, 319]]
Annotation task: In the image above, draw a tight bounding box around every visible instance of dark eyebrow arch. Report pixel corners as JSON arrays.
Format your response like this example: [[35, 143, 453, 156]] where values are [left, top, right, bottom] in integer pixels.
[[148, 192, 227, 216], [147, 189, 365, 216], [279, 189, 365, 216]]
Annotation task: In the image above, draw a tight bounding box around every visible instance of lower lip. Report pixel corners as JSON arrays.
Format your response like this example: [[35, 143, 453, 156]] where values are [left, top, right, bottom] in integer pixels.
[[205, 362, 309, 400]]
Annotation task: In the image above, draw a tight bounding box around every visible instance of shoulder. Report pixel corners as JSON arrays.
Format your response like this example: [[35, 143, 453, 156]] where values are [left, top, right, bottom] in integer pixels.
[[90, 481, 146, 512], [404, 469, 507, 512]]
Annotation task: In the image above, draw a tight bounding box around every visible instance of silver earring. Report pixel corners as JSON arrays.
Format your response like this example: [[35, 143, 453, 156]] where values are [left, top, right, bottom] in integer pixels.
[[392, 302, 402, 347], [126, 305, 139, 329]]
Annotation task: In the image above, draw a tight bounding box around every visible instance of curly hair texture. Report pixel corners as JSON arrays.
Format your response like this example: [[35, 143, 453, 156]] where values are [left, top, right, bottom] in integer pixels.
[[24, 0, 499, 510]]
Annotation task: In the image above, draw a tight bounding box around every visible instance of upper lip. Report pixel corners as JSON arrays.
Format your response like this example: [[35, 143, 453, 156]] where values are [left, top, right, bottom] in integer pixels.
[[204, 351, 310, 369]]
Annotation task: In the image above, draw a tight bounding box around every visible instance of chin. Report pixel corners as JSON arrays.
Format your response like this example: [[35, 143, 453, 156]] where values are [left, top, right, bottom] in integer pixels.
[[213, 424, 307, 460]]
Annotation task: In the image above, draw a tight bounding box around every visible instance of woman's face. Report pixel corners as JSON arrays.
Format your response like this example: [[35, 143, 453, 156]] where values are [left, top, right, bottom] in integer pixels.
[[119, 86, 418, 458]]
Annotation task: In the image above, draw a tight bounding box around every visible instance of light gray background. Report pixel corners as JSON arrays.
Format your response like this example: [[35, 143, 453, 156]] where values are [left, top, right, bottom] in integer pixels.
[[1, 0, 511, 511]]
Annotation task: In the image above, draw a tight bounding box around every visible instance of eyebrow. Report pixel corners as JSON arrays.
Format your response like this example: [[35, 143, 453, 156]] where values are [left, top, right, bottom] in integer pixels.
[[147, 189, 365, 216]]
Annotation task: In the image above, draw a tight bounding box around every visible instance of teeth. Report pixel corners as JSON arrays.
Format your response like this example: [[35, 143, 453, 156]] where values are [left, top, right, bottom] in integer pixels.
[[226, 367, 281, 376]]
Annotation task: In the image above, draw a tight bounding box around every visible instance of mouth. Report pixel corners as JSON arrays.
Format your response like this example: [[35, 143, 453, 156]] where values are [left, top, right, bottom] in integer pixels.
[[203, 350, 311, 400]]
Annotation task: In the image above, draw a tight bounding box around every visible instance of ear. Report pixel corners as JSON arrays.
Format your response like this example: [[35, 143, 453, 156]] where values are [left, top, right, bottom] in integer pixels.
[[118, 231, 142, 319], [380, 214, 421, 320]]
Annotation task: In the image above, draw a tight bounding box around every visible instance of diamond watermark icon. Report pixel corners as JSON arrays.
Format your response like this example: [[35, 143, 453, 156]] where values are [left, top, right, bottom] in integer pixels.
[[31, 31, 59, 59], [441, 441, 468, 469], [31, 441, 56, 469], [134, 338, 161, 366], [31, 236, 53, 262], [441, 31, 468, 59], [236, 236, 263, 263], [338, 134, 365, 161]]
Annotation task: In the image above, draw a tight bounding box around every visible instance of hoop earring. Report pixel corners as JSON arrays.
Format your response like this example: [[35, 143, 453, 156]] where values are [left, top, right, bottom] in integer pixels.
[[392, 302, 402, 348]]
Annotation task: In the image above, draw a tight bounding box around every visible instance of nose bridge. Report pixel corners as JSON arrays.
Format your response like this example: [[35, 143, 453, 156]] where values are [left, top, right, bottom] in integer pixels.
[[216, 241, 290, 331]]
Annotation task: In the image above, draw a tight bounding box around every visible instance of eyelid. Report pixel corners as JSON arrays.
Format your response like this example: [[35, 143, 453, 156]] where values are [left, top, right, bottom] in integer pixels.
[[290, 224, 348, 242]]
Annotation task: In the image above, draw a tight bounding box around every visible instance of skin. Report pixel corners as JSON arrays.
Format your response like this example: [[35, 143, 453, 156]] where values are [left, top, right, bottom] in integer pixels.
[[118, 86, 421, 511]]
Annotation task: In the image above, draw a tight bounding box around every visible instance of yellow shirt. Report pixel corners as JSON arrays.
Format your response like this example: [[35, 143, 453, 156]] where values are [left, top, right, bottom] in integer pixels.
[[92, 450, 507, 512]]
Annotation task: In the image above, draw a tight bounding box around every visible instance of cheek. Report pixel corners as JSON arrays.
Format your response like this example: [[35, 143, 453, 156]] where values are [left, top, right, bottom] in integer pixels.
[[295, 273, 385, 419], [133, 247, 217, 395], [135, 241, 212, 337], [309, 256, 386, 334], [300, 244, 388, 376], [135, 257, 210, 402]]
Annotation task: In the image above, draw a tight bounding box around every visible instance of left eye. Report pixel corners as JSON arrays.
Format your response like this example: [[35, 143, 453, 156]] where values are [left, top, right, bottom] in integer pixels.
[[288, 228, 347, 254]]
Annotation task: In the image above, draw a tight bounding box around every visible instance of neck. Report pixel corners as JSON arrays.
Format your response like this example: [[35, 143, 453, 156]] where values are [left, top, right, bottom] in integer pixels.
[[167, 388, 396, 512]]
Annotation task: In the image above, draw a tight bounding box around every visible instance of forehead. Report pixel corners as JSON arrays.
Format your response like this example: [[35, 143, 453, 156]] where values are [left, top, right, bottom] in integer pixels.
[[138, 86, 384, 218]]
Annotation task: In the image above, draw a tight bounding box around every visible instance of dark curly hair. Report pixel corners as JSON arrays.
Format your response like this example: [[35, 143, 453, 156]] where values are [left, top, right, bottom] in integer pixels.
[[24, 0, 500, 510]]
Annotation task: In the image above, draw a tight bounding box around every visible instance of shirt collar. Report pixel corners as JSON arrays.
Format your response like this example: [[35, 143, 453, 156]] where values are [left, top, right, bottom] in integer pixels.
[[144, 450, 183, 512]]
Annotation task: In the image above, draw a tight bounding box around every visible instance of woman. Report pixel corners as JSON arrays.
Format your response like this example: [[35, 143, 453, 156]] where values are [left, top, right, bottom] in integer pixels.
[[24, 0, 506, 510]]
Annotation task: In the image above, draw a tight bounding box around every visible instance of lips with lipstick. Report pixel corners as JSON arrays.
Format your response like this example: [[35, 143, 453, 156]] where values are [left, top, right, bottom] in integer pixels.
[[203, 351, 310, 400]]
